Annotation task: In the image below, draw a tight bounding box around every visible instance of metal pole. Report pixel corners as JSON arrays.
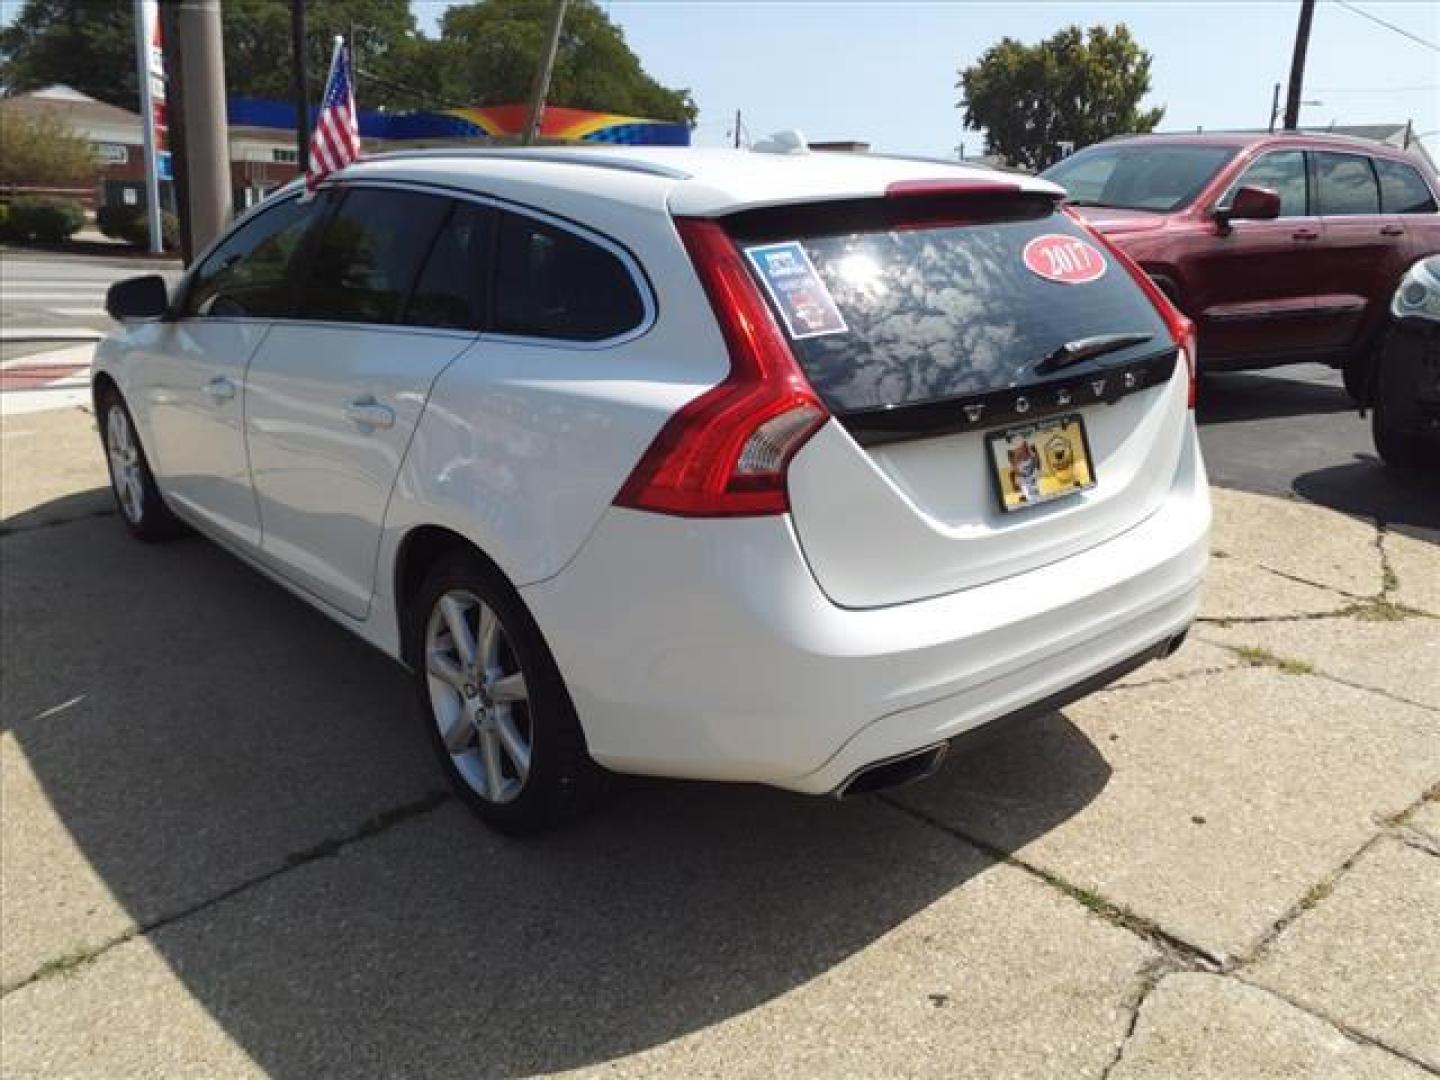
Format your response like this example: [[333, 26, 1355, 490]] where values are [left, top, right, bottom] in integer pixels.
[[177, 0, 233, 252], [1283, 0, 1316, 131], [1268, 82, 1281, 133], [734, 109, 741, 149], [291, 0, 311, 170], [132, 0, 163, 254], [522, 0, 568, 146]]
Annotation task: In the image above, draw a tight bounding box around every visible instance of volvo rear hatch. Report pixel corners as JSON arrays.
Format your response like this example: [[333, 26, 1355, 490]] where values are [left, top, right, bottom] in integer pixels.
[[727, 184, 1193, 609]]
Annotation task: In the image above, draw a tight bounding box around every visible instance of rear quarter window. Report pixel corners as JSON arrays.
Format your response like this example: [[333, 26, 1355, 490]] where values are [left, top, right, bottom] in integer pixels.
[[493, 211, 646, 342], [1375, 159, 1438, 214], [729, 198, 1170, 414]]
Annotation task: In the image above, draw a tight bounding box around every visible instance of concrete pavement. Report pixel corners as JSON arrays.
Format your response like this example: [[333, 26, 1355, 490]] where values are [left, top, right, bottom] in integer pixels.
[[1, 405, 1437, 1078]]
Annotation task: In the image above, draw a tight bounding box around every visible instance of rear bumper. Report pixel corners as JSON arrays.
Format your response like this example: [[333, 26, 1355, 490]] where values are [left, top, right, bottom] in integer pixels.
[[523, 426, 1209, 793]]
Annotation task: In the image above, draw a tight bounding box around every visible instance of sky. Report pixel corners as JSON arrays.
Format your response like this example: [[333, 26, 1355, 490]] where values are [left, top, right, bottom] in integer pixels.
[[411, 0, 1440, 157]]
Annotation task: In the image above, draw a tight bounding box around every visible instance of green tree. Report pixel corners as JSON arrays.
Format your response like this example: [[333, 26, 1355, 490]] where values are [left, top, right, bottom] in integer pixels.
[[436, 0, 696, 123], [0, 0, 138, 110], [0, 108, 96, 187], [222, 0, 438, 111], [958, 24, 1164, 171]]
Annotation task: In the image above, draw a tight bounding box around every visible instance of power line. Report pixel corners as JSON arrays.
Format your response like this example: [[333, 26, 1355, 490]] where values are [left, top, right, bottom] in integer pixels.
[[1309, 84, 1439, 93], [1332, 0, 1440, 53]]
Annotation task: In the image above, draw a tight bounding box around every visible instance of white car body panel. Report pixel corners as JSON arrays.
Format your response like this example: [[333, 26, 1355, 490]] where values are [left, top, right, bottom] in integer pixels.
[[524, 420, 1207, 791], [91, 146, 1208, 796], [788, 358, 1191, 608], [243, 322, 477, 618], [124, 318, 269, 548]]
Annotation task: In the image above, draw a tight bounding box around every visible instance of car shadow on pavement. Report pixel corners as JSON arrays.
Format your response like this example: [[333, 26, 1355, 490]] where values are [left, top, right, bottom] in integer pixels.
[[1195, 370, 1355, 425], [1293, 457, 1440, 538], [2, 492, 1111, 1075]]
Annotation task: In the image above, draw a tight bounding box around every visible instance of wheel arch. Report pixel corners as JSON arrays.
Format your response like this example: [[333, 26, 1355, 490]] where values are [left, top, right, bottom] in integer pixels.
[[393, 524, 511, 667], [91, 370, 121, 413]]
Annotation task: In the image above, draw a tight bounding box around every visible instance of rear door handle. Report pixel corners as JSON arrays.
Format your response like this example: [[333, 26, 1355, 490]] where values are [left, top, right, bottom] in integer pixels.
[[202, 376, 236, 402], [1291, 228, 1320, 241], [1380, 224, 1404, 237], [344, 397, 395, 431]]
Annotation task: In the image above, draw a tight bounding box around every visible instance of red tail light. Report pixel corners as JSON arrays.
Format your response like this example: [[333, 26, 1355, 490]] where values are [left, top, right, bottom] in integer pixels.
[[613, 218, 828, 517], [1065, 207, 1198, 409]]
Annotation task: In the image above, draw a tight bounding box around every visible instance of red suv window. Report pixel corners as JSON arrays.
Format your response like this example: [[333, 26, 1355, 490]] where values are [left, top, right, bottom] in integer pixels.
[[1314, 153, 1381, 216]]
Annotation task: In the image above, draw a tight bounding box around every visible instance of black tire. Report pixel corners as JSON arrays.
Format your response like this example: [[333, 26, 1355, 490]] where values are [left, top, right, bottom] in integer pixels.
[[96, 385, 182, 541], [409, 548, 603, 835], [1371, 369, 1435, 469]]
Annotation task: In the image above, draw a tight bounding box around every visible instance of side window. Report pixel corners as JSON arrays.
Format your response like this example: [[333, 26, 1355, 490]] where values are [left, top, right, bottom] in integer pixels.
[[183, 196, 317, 318], [1226, 151, 1307, 216], [1375, 159, 1438, 214], [1314, 152, 1381, 216], [493, 211, 646, 342], [297, 188, 450, 325], [405, 201, 494, 331]]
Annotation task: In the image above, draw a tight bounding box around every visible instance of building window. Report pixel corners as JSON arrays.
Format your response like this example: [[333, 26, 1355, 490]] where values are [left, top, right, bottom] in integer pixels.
[[272, 148, 298, 164]]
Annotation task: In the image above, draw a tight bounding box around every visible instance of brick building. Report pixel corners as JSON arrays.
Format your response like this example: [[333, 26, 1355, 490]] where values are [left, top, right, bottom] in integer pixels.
[[0, 84, 303, 211]]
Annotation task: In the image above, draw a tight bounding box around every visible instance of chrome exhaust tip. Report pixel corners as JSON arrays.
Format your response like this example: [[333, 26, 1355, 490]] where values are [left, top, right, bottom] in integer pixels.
[[838, 743, 949, 799]]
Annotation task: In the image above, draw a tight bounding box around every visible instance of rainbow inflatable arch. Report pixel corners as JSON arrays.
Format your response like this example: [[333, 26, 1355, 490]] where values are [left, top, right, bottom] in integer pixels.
[[228, 97, 691, 146]]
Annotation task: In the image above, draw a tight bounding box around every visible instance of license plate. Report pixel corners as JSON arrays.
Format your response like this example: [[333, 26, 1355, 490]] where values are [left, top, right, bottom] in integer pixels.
[[987, 413, 1096, 513]]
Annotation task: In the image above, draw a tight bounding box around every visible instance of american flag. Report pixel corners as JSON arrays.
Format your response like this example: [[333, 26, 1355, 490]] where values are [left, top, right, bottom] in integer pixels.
[[306, 37, 360, 192]]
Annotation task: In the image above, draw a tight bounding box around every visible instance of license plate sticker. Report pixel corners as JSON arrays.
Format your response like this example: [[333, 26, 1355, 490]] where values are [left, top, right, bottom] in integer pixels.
[[987, 414, 1096, 513]]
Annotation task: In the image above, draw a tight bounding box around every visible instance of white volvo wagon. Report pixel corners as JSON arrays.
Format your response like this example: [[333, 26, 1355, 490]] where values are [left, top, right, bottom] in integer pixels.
[[95, 147, 1210, 833]]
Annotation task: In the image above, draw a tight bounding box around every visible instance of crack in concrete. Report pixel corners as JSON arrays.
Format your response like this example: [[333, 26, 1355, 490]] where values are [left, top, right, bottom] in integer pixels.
[[1098, 962, 1175, 1080], [1230, 976, 1440, 1077], [1194, 636, 1440, 717], [874, 794, 1223, 970], [0, 789, 451, 998]]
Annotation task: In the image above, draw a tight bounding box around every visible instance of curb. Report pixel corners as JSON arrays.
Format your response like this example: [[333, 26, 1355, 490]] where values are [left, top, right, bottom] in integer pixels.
[[0, 328, 104, 343]]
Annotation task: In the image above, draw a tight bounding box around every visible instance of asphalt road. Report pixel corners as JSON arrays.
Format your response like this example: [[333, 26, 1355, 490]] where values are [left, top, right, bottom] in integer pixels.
[[0, 247, 179, 357], [1197, 362, 1439, 543]]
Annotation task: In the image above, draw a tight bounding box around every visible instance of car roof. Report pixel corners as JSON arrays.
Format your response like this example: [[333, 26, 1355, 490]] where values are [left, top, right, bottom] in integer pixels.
[[1098, 131, 1425, 160], [336, 146, 1065, 217]]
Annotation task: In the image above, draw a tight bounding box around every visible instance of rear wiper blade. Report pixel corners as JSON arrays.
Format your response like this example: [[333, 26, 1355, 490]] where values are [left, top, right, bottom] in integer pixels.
[[1036, 332, 1154, 375]]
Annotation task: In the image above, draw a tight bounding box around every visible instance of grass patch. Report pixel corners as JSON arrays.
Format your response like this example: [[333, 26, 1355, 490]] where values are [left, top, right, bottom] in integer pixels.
[[31, 946, 96, 980], [1234, 646, 1313, 675], [1349, 598, 1417, 623]]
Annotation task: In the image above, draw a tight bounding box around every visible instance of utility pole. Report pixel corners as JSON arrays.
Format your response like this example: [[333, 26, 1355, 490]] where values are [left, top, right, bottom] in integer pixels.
[[176, 0, 232, 252], [734, 109, 742, 149], [522, 0, 568, 146], [291, 0, 310, 170], [1268, 82, 1281, 133], [1283, 0, 1316, 131]]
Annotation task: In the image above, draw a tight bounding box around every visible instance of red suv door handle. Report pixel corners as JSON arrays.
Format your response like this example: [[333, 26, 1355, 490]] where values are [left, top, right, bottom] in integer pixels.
[[1291, 228, 1320, 241], [1380, 224, 1404, 237]]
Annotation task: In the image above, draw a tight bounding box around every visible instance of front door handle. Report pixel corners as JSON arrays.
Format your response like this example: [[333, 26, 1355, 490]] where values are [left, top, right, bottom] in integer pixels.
[[1380, 224, 1404, 237], [202, 376, 236, 402], [1291, 228, 1320, 241], [344, 397, 395, 431]]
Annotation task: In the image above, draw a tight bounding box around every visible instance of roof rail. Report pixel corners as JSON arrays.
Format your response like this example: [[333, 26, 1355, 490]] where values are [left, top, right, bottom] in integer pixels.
[[356, 146, 692, 180]]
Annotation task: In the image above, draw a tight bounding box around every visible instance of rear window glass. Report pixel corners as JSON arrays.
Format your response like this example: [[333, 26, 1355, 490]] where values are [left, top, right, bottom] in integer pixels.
[[1042, 145, 1236, 212], [734, 202, 1170, 414]]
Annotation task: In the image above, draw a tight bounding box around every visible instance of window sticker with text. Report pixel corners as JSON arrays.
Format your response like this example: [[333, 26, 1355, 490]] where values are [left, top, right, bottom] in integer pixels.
[[743, 241, 849, 340]]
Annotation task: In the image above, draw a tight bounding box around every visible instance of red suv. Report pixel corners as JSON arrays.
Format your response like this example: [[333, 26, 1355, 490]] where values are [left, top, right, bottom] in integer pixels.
[[1043, 133, 1440, 397]]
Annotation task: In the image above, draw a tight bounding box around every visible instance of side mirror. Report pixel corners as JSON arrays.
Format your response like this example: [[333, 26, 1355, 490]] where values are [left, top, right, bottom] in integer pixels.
[[1214, 185, 1282, 228], [105, 275, 170, 322]]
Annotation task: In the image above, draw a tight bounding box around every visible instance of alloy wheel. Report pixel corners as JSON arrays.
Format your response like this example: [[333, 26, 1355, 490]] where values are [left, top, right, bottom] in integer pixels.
[[106, 406, 145, 523], [424, 589, 533, 804]]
